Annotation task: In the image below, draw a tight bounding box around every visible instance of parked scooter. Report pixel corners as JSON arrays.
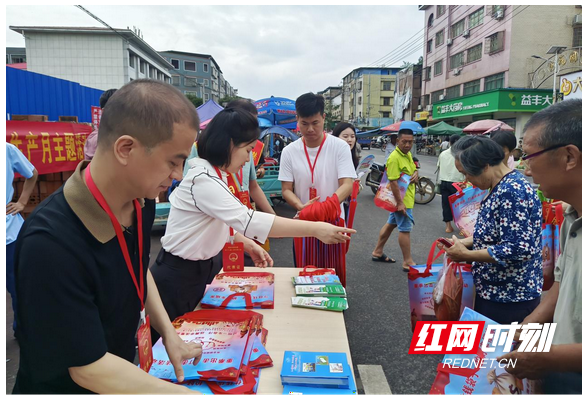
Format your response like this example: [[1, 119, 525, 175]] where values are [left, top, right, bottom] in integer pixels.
[[365, 157, 436, 205]]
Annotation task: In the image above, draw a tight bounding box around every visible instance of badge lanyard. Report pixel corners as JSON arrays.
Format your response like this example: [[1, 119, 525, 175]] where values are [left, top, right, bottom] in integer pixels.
[[303, 134, 327, 200], [231, 168, 252, 209], [85, 164, 152, 372], [213, 166, 245, 272]]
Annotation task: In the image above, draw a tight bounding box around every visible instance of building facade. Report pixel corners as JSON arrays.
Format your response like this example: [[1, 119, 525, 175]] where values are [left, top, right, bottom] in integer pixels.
[[393, 63, 423, 123], [159, 50, 236, 102], [341, 67, 401, 128], [10, 26, 172, 91], [6, 47, 27, 65], [318, 86, 343, 123], [419, 5, 582, 138]]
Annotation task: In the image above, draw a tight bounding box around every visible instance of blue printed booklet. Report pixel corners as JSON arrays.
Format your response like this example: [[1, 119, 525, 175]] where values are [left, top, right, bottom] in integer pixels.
[[280, 351, 352, 388], [283, 374, 357, 395]]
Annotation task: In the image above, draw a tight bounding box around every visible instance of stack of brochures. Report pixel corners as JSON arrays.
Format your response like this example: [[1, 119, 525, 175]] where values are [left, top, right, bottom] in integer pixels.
[[281, 351, 357, 395], [148, 310, 273, 394], [291, 274, 348, 311]]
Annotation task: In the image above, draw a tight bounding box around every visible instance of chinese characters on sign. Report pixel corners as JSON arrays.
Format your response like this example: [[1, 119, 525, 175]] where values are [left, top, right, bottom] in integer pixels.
[[7, 120, 92, 175], [91, 106, 102, 129], [520, 95, 552, 106]]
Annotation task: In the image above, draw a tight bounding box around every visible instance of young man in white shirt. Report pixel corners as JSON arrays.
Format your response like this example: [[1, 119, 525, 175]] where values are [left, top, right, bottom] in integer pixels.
[[279, 93, 357, 265]]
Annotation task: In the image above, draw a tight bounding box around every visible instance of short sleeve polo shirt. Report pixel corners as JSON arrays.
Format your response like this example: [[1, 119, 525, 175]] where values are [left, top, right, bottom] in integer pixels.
[[13, 161, 154, 394]]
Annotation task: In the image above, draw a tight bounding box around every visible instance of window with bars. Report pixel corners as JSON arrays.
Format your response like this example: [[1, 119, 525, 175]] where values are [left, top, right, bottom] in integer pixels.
[[450, 52, 464, 69], [185, 61, 196, 71], [469, 7, 484, 29], [451, 19, 465, 38], [184, 77, 198, 87], [435, 29, 445, 47], [383, 97, 391, 106], [484, 72, 504, 90], [434, 59, 443, 76], [446, 85, 461, 100], [437, 5, 446, 16], [172, 75, 180, 86], [432, 90, 445, 103], [485, 31, 505, 54], [463, 79, 481, 95], [383, 81, 392, 90], [382, 112, 390, 118], [427, 39, 433, 53], [467, 44, 483, 63]]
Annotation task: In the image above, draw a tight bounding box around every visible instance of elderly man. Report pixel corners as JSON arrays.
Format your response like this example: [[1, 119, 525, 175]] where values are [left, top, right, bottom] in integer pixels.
[[497, 99, 581, 394]]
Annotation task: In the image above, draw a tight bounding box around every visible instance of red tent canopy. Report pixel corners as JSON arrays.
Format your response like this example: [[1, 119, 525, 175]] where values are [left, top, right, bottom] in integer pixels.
[[381, 121, 403, 132], [463, 120, 514, 135]]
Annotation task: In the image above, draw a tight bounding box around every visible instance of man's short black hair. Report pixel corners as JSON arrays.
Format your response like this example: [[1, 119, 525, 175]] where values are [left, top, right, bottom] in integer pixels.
[[225, 99, 258, 116], [99, 89, 117, 109], [198, 107, 259, 167], [397, 128, 414, 138], [449, 134, 461, 146], [489, 129, 517, 151], [295, 92, 325, 118]]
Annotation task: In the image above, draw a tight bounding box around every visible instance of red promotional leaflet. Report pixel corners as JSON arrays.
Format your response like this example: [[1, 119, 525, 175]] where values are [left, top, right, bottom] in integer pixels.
[[201, 272, 275, 309], [149, 310, 263, 382]]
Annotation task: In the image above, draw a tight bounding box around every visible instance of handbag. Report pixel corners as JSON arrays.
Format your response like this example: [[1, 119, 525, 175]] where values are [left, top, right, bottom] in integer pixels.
[[374, 170, 411, 213]]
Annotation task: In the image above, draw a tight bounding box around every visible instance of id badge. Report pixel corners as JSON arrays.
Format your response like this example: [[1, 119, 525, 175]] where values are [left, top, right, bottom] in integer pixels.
[[137, 314, 153, 372], [309, 186, 317, 200], [223, 242, 245, 271], [239, 190, 252, 209]]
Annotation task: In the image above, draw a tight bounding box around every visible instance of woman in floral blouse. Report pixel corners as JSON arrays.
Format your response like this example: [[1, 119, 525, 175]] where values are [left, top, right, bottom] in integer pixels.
[[440, 135, 542, 324]]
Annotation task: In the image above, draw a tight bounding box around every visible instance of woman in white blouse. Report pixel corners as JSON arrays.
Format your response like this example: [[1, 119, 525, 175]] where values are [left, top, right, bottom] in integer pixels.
[[152, 108, 356, 322]]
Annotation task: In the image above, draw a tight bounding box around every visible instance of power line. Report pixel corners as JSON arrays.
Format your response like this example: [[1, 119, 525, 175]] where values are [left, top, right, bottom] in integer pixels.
[[367, 6, 472, 68], [375, 34, 425, 67], [368, 30, 424, 66]]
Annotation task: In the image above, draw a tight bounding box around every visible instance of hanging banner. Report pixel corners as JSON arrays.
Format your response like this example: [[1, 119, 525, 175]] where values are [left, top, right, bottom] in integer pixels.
[[6, 120, 92, 175], [91, 106, 102, 129]]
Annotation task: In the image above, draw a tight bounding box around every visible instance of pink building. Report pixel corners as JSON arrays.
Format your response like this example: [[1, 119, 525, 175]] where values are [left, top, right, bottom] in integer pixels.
[[419, 5, 581, 138]]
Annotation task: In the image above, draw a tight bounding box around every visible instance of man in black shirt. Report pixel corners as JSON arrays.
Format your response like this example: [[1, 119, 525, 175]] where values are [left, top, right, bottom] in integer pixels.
[[14, 79, 203, 394]]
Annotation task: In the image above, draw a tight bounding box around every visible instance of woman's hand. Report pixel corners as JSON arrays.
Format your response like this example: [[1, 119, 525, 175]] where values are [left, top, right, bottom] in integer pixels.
[[315, 223, 356, 244], [441, 235, 471, 262], [245, 239, 274, 268]]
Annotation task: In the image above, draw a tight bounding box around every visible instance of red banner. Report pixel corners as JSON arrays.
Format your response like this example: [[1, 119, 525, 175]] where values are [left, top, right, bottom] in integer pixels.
[[91, 106, 102, 129], [6, 120, 92, 175]]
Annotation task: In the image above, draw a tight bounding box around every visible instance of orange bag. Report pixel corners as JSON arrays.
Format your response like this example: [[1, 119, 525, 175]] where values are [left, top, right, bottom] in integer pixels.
[[434, 260, 464, 322]]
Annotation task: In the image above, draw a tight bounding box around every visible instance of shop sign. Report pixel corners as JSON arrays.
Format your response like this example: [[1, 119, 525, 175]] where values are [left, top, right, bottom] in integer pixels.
[[560, 71, 582, 100], [415, 111, 429, 120], [432, 89, 553, 119]]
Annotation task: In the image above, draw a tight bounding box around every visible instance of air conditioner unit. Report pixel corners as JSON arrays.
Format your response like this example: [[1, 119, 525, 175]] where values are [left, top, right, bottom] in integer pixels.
[[426, 105, 433, 112], [463, 29, 470, 38], [453, 68, 461, 76], [447, 38, 453, 46], [439, 94, 445, 100], [495, 9, 504, 20], [417, 105, 423, 111], [573, 14, 582, 26]]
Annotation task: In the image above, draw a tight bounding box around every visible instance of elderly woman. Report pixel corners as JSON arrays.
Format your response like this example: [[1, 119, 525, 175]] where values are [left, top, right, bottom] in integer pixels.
[[440, 136, 543, 324]]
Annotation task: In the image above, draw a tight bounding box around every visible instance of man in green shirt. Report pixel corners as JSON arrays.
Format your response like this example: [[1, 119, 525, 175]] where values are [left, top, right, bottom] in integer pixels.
[[372, 129, 418, 271]]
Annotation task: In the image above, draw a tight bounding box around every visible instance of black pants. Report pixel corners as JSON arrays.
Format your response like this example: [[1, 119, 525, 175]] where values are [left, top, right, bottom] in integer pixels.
[[440, 181, 458, 222], [150, 249, 221, 342], [474, 295, 541, 324]]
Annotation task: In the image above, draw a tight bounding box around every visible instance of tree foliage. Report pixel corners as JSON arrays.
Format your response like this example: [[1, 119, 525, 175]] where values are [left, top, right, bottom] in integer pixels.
[[185, 94, 203, 108]]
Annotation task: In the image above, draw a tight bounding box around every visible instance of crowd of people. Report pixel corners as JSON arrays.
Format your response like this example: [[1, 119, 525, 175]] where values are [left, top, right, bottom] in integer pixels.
[[5, 75, 581, 394]]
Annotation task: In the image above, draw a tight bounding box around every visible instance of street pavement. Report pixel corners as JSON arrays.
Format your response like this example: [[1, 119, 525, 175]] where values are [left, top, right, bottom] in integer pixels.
[[5, 149, 450, 394]]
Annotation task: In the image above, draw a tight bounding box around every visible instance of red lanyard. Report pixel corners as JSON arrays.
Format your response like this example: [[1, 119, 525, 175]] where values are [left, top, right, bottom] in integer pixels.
[[213, 166, 236, 239], [85, 164, 145, 311], [303, 134, 327, 185]]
